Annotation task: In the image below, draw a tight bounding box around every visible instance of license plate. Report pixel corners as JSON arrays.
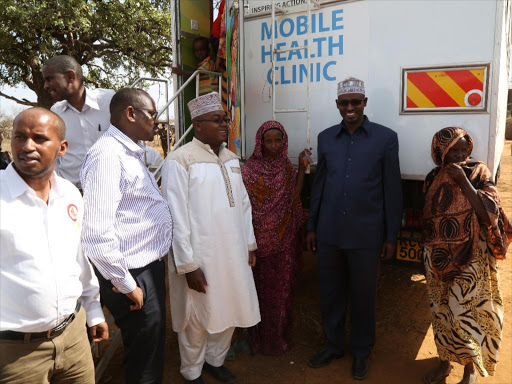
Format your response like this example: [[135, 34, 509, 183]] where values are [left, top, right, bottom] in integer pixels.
[[396, 239, 423, 263]]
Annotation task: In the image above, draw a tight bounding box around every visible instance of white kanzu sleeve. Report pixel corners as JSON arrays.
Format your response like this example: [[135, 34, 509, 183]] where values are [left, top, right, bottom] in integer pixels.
[[161, 160, 198, 274]]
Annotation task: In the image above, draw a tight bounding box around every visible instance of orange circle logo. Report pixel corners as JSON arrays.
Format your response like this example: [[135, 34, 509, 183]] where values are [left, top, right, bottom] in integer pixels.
[[67, 204, 78, 222]]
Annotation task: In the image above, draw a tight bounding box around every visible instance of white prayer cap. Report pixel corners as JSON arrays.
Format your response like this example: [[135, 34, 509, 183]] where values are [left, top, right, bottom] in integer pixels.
[[337, 77, 365, 96], [187, 92, 224, 119]]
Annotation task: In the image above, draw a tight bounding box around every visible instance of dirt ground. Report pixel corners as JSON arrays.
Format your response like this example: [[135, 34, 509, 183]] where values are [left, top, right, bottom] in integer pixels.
[[98, 141, 512, 384]]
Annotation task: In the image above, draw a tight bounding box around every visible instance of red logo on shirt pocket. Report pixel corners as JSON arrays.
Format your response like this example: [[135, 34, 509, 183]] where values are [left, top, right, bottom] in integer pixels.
[[67, 204, 78, 222]]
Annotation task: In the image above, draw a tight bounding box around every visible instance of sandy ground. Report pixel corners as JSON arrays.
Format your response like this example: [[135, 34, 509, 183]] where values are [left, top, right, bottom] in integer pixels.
[[98, 141, 512, 384]]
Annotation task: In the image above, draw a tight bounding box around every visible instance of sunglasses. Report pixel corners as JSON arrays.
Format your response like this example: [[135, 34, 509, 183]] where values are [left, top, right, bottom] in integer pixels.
[[336, 98, 365, 107], [135, 108, 159, 120], [196, 117, 231, 125]]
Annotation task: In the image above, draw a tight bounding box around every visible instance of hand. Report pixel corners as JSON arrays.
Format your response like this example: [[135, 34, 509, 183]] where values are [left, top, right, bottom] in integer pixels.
[[248, 251, 256, 267], [172, 66, 184, 75], [381, 241, 396, 260], [298, 149, 313, 169], [112, 286, 144, 311], [445, 163, 467, 186], [89, 321, 109, 342], [306, 231, 317, 251], [186, 268, 208, 293], [215, 56, 223, 72]]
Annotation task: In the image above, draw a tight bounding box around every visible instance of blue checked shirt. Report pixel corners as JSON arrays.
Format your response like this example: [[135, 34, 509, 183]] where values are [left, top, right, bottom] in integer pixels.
[[80, 125, 173, 294]]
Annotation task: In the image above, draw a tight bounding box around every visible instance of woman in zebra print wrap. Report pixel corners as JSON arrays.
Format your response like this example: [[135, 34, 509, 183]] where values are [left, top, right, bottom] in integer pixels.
[[422, 127, 511, 384]]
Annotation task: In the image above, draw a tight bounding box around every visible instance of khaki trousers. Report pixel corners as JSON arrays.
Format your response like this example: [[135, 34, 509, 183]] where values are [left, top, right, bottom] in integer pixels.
[[0, 307, 95, 384]]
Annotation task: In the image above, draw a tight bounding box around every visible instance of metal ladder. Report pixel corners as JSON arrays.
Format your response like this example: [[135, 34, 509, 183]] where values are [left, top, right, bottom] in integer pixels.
[[270, 0, 321, 168]]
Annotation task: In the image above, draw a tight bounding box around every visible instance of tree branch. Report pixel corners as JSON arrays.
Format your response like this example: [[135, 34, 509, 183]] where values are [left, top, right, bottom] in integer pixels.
[[0, 91, 37, 107]]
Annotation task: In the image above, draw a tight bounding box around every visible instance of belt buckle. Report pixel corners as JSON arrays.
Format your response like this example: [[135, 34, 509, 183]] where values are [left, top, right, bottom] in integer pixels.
[[46, 312, 76, 339]]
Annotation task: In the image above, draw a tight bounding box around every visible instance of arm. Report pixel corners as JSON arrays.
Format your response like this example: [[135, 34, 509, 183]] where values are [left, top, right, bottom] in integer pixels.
[[445, 164, 490, 226], [172, 66, 194, 77], [161, 159, 208, 293], [161, 160, 199, 273], [240, 163, 258, 265], [80, 153, 137, 295], [295, 149, 312, 197], [381, 133, 403, 260], [77, 244, 108, 342]]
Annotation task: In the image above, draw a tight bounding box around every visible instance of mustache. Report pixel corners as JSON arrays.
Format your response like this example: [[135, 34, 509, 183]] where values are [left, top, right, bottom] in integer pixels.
[[18, 151, 41, 161]]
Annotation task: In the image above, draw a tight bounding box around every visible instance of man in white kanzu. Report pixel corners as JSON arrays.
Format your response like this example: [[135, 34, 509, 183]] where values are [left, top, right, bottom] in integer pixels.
[[42, 55, 114, 189], [162, 92, 261, 384], [0, 108, 108, 383]]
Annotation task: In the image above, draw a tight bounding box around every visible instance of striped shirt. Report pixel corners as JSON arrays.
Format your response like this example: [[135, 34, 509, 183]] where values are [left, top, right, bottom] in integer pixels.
[[80, 125, 173, 294]]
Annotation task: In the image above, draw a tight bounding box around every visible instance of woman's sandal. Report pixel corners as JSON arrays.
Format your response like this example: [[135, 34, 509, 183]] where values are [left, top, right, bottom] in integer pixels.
[[423, 364, 453, 384]]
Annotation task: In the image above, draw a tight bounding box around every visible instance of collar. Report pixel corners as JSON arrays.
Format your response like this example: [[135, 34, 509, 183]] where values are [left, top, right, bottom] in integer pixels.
[[337, 115, 371, 137], [59, 87, 100, 112], [192, 137, 227, 156], [5, 163, 64, 200], [109, 125, 145, 155]]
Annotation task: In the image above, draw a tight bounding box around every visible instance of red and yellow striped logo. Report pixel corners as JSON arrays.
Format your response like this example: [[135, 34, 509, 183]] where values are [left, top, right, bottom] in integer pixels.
[[406, 68, 485, 109]]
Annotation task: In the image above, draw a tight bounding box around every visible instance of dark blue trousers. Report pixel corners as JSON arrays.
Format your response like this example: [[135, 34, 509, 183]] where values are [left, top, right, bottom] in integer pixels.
[[317, 245, 380, 359], [97, 259, 166, 384]]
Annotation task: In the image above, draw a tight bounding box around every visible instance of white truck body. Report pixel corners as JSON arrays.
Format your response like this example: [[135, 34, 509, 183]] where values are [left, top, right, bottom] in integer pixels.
[[242, 0, 511, 180]]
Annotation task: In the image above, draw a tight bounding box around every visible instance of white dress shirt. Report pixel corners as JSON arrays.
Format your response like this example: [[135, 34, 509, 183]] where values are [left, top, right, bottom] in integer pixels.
[[51, 87, 115, 187], [144, 146, 164, 168], [162, 138, 260, 333], [0, 164, 105, 332], [80, 125, 174, 294]]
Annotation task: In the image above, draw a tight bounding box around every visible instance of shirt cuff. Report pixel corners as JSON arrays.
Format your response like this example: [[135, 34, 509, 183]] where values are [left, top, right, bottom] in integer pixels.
[[248, 242, 257, 252], [85, 303, 106, 327], [176, 262, 199, 275], [112, 274, 138, 294]]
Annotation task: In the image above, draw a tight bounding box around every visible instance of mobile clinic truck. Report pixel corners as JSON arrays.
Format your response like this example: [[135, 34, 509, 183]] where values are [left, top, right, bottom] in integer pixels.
[[170, 0, 511, 261]]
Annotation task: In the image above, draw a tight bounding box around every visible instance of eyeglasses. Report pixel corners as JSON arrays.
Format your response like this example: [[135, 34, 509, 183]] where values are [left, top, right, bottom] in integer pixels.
[[196, 117, 231, 125], [135, 108, 159, 120], [336, 98, 365, 107]]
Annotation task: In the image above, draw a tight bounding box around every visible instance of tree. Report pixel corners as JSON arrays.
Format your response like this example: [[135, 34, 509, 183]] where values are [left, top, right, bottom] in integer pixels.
[[0, 0, 173, 108]]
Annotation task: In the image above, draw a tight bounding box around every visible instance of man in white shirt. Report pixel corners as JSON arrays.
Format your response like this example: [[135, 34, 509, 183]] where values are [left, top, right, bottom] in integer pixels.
[[42, 55, 114, 188], [162, 92, 260, 384], [81, 88, 173, 384], [0, 108, 108, 383]]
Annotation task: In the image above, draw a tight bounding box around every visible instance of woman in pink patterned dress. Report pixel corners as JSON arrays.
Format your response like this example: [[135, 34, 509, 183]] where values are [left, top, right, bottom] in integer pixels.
[[242, 120, 311, 355]]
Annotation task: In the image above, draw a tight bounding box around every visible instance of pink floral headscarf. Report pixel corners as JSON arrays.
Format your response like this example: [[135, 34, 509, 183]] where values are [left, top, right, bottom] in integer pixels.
[[242, 121, 305, 256]]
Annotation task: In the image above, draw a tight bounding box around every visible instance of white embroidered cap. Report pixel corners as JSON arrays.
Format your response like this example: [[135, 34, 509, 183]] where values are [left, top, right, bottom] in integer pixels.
[[187, 92, 224, 119], [337, 77, 365, 96]]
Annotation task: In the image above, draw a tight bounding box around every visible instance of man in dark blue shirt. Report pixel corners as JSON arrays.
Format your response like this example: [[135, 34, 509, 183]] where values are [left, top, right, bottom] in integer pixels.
[[306, 77, 402, 380]]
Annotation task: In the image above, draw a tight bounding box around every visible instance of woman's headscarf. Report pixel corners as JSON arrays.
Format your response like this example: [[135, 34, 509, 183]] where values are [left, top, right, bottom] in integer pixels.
[[423, 127, 511, 281], [242, 121, 305, 256], [431, 126, 474, 166]]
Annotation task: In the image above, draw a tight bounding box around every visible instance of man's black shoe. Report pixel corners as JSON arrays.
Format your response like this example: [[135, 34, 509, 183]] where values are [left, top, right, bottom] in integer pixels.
[[203, 362, 236, 383], [184, 376, 204, 384], [352, 357, 369, 380], [307, 348, 344, 368]]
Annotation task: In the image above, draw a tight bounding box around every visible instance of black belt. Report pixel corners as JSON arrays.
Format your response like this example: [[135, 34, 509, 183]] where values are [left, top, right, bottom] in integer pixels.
[[0, 301, 81, 342]]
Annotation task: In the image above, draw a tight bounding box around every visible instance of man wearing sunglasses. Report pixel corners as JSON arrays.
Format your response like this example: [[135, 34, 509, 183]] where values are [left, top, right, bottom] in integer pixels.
[[306, 77, 402, 380], [43, 55, 114, 190], [80, 88, 174, 384], [162, 92, 260, 384]]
